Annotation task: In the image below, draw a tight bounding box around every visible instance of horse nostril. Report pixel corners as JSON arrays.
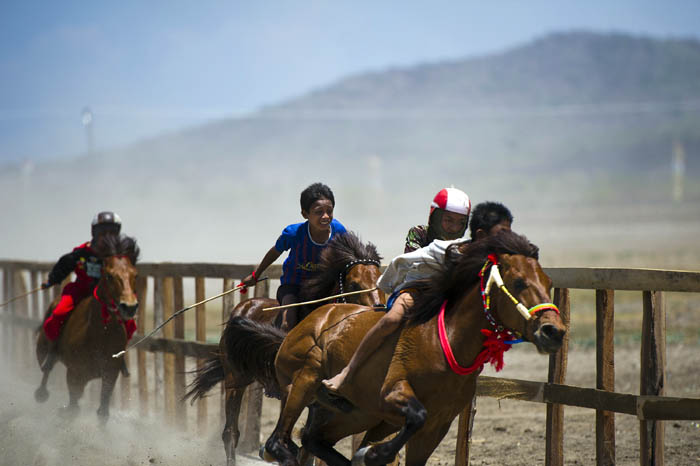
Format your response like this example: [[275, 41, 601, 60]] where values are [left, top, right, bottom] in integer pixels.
[[119, 302, 139, 318], [540, 323, 564, 344]]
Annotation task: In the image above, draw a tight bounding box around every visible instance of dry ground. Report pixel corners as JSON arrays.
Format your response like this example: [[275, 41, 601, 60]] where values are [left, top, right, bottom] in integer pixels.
[[256, 342, 700, 466]]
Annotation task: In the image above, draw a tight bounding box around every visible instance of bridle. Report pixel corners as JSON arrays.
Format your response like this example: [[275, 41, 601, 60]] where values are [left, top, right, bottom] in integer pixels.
[[337, 259, 381, 303], [438, 253, 559, 376], [479, 253, 559, 339], [93, 255, 134, 323]]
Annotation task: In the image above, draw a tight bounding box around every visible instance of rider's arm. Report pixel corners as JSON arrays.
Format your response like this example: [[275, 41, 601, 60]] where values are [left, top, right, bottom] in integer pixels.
[[45, 250, 79, 287], [241, 247, 282, 287]]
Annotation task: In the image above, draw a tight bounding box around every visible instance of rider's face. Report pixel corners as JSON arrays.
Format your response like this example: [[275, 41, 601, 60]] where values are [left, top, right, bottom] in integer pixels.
[[488, 220, 512, 236], [303, 198, 334, 236], [440, 211, 468, 236]]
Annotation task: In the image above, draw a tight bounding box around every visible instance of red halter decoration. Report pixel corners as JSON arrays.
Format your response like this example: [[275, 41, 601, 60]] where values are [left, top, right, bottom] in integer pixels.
[[93, 285, 137, 340], [437, 253, 517, 376], [438, 301, 512, 375]]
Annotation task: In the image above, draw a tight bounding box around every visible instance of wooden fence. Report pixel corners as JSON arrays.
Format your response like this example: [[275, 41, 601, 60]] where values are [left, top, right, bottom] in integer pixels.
[[2, 260, 700, 466]]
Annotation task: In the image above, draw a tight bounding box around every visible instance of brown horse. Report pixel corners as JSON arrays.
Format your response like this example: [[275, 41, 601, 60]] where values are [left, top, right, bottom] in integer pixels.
[[34, 234, 140, 421], [184, 231, 384, 466], [224, 230, 567, 466]]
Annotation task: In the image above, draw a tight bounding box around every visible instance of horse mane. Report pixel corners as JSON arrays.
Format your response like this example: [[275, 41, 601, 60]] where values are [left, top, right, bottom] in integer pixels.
[[299, 232, 382, 301], [404, 230, 539, 327], [94, 234, 140, 264]]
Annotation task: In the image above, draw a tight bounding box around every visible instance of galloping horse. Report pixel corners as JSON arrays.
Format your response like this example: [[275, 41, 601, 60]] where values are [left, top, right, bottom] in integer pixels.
[[34, 234, 140, 421], [225, 230, 567, 466], [184, 231, 384, 466]]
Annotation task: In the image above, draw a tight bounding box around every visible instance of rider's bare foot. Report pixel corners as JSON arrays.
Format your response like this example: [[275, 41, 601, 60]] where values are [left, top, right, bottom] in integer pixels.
[[322, 368, 349, 395]]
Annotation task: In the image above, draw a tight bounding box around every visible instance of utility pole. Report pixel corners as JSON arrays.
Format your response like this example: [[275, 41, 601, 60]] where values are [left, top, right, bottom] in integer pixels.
[[81, 106, 94, 157]]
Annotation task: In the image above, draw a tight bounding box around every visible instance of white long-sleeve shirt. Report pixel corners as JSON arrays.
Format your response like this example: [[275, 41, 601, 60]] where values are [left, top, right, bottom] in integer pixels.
[[377, 239, 466, 294]]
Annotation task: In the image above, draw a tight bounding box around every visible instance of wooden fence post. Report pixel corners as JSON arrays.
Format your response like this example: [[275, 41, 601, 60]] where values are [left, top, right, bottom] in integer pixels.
[[136, 275, 149, 414], [41, 272, 51, 317], [195, 276, 208, 433], [173, 275, 187, 428], [30, 270, 40, 319], [455, 398, 476, 466], [596, 289, 615, 466], [221, 278, 236, 422], [14, 270, 30, 372], [239, 278, 268, 453], [640, 291, 666, 466], [162, 276, 176, 423], [546, 287, 570, 466], [153, 275, 165, 414]]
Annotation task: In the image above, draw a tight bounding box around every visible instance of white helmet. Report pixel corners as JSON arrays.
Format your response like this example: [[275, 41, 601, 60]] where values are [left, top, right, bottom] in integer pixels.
[[430, 188, 471, 217]]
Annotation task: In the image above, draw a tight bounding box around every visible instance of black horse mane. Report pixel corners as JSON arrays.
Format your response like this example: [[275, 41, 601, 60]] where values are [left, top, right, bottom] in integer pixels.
[[299, 231, 382, 301], [404, 230, 539, 327], [94, 234, 140, 264]]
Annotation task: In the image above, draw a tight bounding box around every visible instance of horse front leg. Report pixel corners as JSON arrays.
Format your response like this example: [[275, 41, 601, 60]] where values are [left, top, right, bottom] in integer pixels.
[[34, 332, 54, 402], [300, 403, 350, 466], [61, 368, 86, 419], [34, 367, 51, 403], [97, 368, 119, 422], [354, 380, 426, 466], [265, 364, 322, 466], [223, 386, 246, 466]]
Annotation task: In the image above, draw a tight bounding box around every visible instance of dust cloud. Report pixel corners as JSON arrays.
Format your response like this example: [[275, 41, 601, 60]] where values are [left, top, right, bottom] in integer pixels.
[[0, 358, 263, 466]]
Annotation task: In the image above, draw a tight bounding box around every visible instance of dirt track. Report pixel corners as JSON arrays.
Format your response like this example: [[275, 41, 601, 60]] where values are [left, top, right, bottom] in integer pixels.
[[1, 343, 699, 465], [257, 343, 700, 466]]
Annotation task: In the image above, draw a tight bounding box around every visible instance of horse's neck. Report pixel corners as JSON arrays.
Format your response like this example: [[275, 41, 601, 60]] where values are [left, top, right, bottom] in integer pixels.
[[442, 285, 490, 365]]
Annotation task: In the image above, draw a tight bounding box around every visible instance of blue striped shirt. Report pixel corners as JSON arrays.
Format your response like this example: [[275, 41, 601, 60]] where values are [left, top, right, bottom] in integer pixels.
[[275, 219, 347, 285]]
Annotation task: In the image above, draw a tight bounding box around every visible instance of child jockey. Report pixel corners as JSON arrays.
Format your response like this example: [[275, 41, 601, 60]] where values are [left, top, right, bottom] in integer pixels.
[[40, 211, 123, 372], [241, 183, 347, 331], [469, 201, 513, 241], [404, 187, 471, 252], [323, 200, 513, 398]]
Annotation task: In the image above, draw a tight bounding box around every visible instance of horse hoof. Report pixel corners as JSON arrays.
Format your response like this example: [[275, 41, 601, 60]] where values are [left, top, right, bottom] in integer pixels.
[[351, 446, 371, 466], [259, 445, 275, 463], [34, 386, 49, 403]]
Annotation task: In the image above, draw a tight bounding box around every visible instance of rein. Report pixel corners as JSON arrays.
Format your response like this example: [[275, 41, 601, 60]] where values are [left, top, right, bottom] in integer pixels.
[[93, 283, 118, 316], [262, 287, 378, 311], [438, 254, 559, 376], [337, 259, 381, 303]]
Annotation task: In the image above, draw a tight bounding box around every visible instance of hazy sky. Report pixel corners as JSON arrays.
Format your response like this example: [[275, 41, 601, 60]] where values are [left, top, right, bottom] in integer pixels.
[[2, 0, 699, 163]]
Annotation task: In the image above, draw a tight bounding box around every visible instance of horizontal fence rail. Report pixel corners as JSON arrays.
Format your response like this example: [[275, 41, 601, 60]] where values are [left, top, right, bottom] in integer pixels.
[[2, 260, 699, 466]]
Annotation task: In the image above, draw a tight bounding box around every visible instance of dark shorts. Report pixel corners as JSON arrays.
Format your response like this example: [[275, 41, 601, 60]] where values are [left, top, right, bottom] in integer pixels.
[[276, 283, 301, 305]]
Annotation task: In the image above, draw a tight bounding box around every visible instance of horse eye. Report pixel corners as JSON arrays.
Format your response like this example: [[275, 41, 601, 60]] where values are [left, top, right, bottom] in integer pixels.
[[513, 278, 527, 292], [348, 282, 360, 292]]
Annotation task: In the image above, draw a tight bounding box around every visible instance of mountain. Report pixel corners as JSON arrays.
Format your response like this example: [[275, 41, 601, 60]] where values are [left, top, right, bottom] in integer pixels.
[[3, 31, 700, 263]]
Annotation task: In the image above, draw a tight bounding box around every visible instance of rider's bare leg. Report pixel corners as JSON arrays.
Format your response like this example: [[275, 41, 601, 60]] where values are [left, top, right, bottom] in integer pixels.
[[322, 293, 413, 396], [280, 294, 299, 332]]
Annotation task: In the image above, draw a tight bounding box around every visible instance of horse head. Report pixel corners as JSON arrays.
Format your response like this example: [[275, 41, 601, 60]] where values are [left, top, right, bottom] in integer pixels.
[[486, 252, 566, 354], [342, 259, 385, 307], [95, 234, 140, 322], [301, 231, 385, 308]]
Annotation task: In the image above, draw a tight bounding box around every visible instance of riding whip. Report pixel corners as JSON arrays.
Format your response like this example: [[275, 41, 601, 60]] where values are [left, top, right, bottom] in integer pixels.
[[112, 277, 268, 358], [262, 287, 378, 311], [0, 286, 44, 310]]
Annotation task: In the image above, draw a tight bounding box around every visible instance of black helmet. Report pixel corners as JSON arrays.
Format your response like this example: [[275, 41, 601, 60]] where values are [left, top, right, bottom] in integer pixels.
[[91, 211, 122, 237]]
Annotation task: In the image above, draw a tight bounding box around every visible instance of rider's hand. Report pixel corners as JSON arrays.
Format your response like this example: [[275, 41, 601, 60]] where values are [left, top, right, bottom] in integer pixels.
[[41, 281, 52, 290], [241, 273, 257, 288]]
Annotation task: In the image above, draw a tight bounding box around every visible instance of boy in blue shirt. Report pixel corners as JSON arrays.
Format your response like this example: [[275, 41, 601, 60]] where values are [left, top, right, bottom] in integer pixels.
[[241, 182, 347, 331]]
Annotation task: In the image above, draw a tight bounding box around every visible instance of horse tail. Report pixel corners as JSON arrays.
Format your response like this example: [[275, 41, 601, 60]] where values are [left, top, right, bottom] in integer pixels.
[[183, 355, 225, 404], [222, 316, 285, 397]]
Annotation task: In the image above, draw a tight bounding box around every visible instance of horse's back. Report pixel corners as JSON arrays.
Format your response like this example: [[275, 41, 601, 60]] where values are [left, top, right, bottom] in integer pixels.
[[277, 303, 385, 382], [228, 297, 279, 324]]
